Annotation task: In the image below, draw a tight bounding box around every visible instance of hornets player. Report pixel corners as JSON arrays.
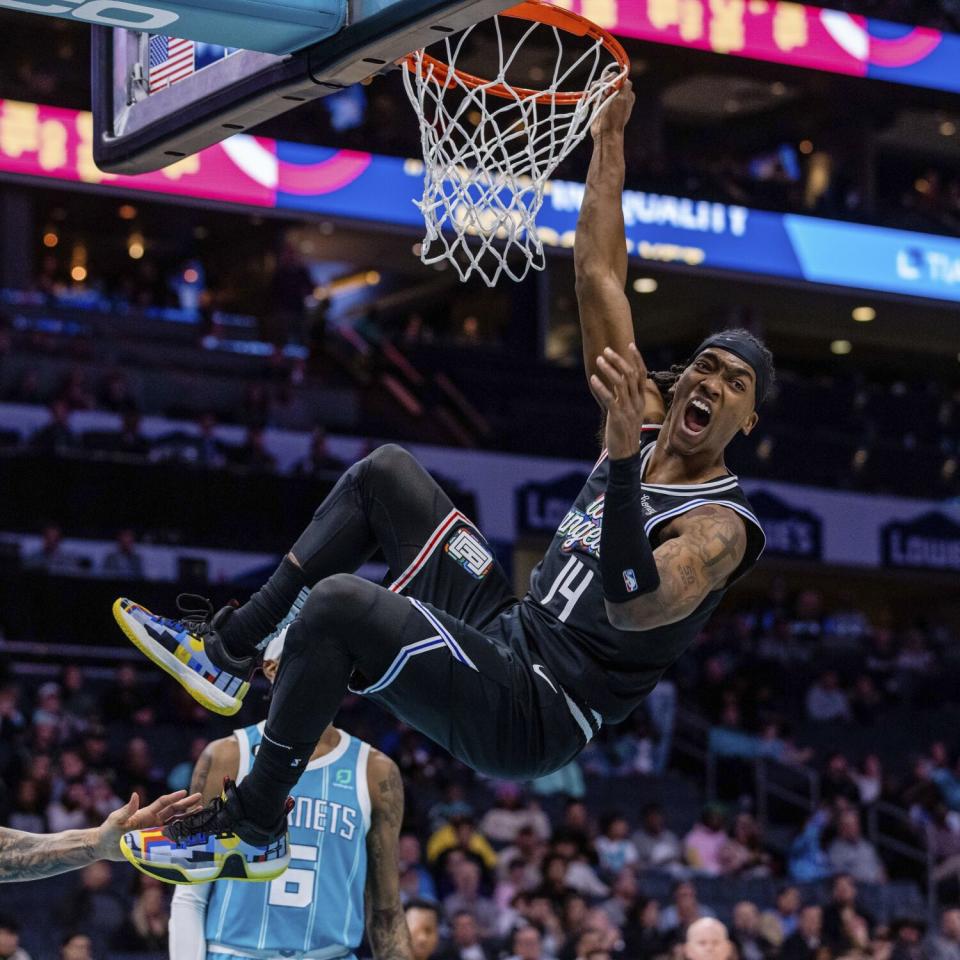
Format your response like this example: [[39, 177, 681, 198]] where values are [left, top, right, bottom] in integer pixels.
[[116, 79, 771, 884], [167, 629, 412, 960]]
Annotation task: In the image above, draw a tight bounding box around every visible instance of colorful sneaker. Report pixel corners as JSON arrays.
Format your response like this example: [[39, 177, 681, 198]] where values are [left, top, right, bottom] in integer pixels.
[[119, 779, 291, 885], [112, 594, 256, 717]]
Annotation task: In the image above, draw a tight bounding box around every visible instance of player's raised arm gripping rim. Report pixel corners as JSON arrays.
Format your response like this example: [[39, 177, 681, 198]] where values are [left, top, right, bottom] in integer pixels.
[[574, 79, 665, 425]]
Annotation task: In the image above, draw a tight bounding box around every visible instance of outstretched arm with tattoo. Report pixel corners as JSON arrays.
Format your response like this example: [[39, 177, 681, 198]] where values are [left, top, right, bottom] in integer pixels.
[[365, 751, 413, 960], [0, 789, 200, 883]]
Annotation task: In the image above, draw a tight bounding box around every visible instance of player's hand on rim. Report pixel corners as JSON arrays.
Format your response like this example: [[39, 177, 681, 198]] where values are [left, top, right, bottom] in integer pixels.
[[591, 344, 647, 461], [591, 78, 635, 139]]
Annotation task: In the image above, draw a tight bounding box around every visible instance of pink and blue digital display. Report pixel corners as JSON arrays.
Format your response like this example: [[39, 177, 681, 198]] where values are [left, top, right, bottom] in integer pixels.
[[3, 97, 960, 304], [558, 0, 958, 95]]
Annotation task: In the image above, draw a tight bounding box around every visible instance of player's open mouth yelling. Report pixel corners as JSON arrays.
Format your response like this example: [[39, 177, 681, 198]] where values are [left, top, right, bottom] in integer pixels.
[[682, 396, 713, 436]]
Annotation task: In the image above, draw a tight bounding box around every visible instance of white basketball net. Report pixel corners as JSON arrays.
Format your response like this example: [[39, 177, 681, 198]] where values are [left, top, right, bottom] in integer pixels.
[[402, 10, 627, 286]]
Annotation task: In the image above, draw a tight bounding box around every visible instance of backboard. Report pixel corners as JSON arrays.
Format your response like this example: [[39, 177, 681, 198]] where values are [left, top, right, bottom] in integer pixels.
[[92, 0, 511, 174]]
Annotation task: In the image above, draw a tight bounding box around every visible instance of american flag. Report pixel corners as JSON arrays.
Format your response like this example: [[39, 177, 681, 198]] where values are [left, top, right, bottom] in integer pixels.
[[148, 35, 195, 92]]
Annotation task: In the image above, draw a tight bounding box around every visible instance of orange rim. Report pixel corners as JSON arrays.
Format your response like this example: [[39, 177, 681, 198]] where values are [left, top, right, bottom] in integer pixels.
[[403, 0, 630, 105]]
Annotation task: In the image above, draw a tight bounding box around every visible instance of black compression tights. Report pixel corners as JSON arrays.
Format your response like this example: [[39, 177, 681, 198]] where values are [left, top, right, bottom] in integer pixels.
[[231, 445, 456, 829], [221, 443, 455, 655]]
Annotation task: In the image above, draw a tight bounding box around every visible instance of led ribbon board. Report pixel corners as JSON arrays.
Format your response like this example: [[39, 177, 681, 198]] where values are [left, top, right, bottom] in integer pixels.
[[4, 98, 960, 303], [554, 0, 960, 96]]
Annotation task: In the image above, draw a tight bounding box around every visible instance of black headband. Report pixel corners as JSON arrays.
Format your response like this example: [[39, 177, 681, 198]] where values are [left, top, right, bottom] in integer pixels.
[[693, 333, 769, 406]]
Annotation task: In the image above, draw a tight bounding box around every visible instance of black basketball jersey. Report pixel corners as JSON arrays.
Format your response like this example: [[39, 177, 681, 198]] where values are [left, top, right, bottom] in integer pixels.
[[521, 424, 765, 725]]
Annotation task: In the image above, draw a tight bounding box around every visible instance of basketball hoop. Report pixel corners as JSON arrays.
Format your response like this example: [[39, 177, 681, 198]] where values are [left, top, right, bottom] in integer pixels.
[[402, 0, 630, 286]]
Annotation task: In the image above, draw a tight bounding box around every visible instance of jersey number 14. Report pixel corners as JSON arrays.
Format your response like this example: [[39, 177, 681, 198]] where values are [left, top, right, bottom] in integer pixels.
[[541, 556, 594, 622]]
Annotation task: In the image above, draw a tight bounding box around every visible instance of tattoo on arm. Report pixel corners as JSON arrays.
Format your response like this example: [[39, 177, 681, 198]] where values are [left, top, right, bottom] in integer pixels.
[[702, 530, 740, 569], [366, 760, 412, 960], [607, 506, 746, 629], [190, 746, 214, 797], [0, 826, 97, 882]]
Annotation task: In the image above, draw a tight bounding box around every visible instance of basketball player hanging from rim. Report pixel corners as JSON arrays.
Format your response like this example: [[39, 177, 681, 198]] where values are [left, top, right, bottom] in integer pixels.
[[115, 79, 773, 886]]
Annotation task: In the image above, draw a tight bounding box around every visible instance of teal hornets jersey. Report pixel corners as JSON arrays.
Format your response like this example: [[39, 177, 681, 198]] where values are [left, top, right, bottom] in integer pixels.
[[205, 724, 370, 958]]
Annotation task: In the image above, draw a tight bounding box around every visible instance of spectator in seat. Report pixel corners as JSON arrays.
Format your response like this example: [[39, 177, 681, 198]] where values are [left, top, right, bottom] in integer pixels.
[[496, 858, 533, 911], [551, 833, 608, 899], [633, 803, 683, 874], [927, 908, 960, 960], [111, 880, 169, 952], [719, 813, 772, 877], [624, 897, 670, 959], [230, 425, 277, 472], [781, 906, 823, 960], [295, 425, 347, 477], [508, 925, 555, 960], [849, 675, 884, 725], [58, 369, 94, 411], [537, 853, 575, 911], [827, 810, 886, 884], [600, 867, 638, 929], [59, 934, 93, 960], [60, 664, 97, 725], [7, 367, 43, 406], [101, 528, 144, 579], [822, 874, 874, 952], [762, 885, 802, 942], [0, 683, 26, 744], [806, 670, 851, 723], [47, 781, 96, 833], [684, 806, 728, 876], [118, 736, 165, 798], [0, 914, 31, 960], [731, 901, 776, 960], [684, 917, 731, 960], [497, 824, 544, 888], [24, 522, 90, 576], [595, 814, 639, 877], [927, 803, 960, 893], [441, 911, 490, 960], [400, 833, 439, 903], [582, 909, 624, 959], [659, 881, 717, 935], [98, 370, 136, 413], [8, 779, 45, 833], [480, 782, 550, 845], [100, 664, 155, 727], [57, 862, 125, 957], [405, 900, 441, 960], [444, 860, 498, 940], [890, 918, 927, 960], [113, 408, 151, 457], [31, 399, 78, 455], [821, 753, 862, 805], [852, 755, 884, 806], [428, 812, 498, 881]]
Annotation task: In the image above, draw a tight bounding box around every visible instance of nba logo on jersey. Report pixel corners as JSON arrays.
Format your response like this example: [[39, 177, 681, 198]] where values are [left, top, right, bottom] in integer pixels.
[[205, 722, 370, 957], [445, 529, 493, 579], [622, 569, 639, 593]]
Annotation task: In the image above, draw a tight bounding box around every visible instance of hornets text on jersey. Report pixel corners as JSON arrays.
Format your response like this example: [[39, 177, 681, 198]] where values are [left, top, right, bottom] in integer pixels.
[[522, 423, 765, 725], [204, 723, 370, 959]]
